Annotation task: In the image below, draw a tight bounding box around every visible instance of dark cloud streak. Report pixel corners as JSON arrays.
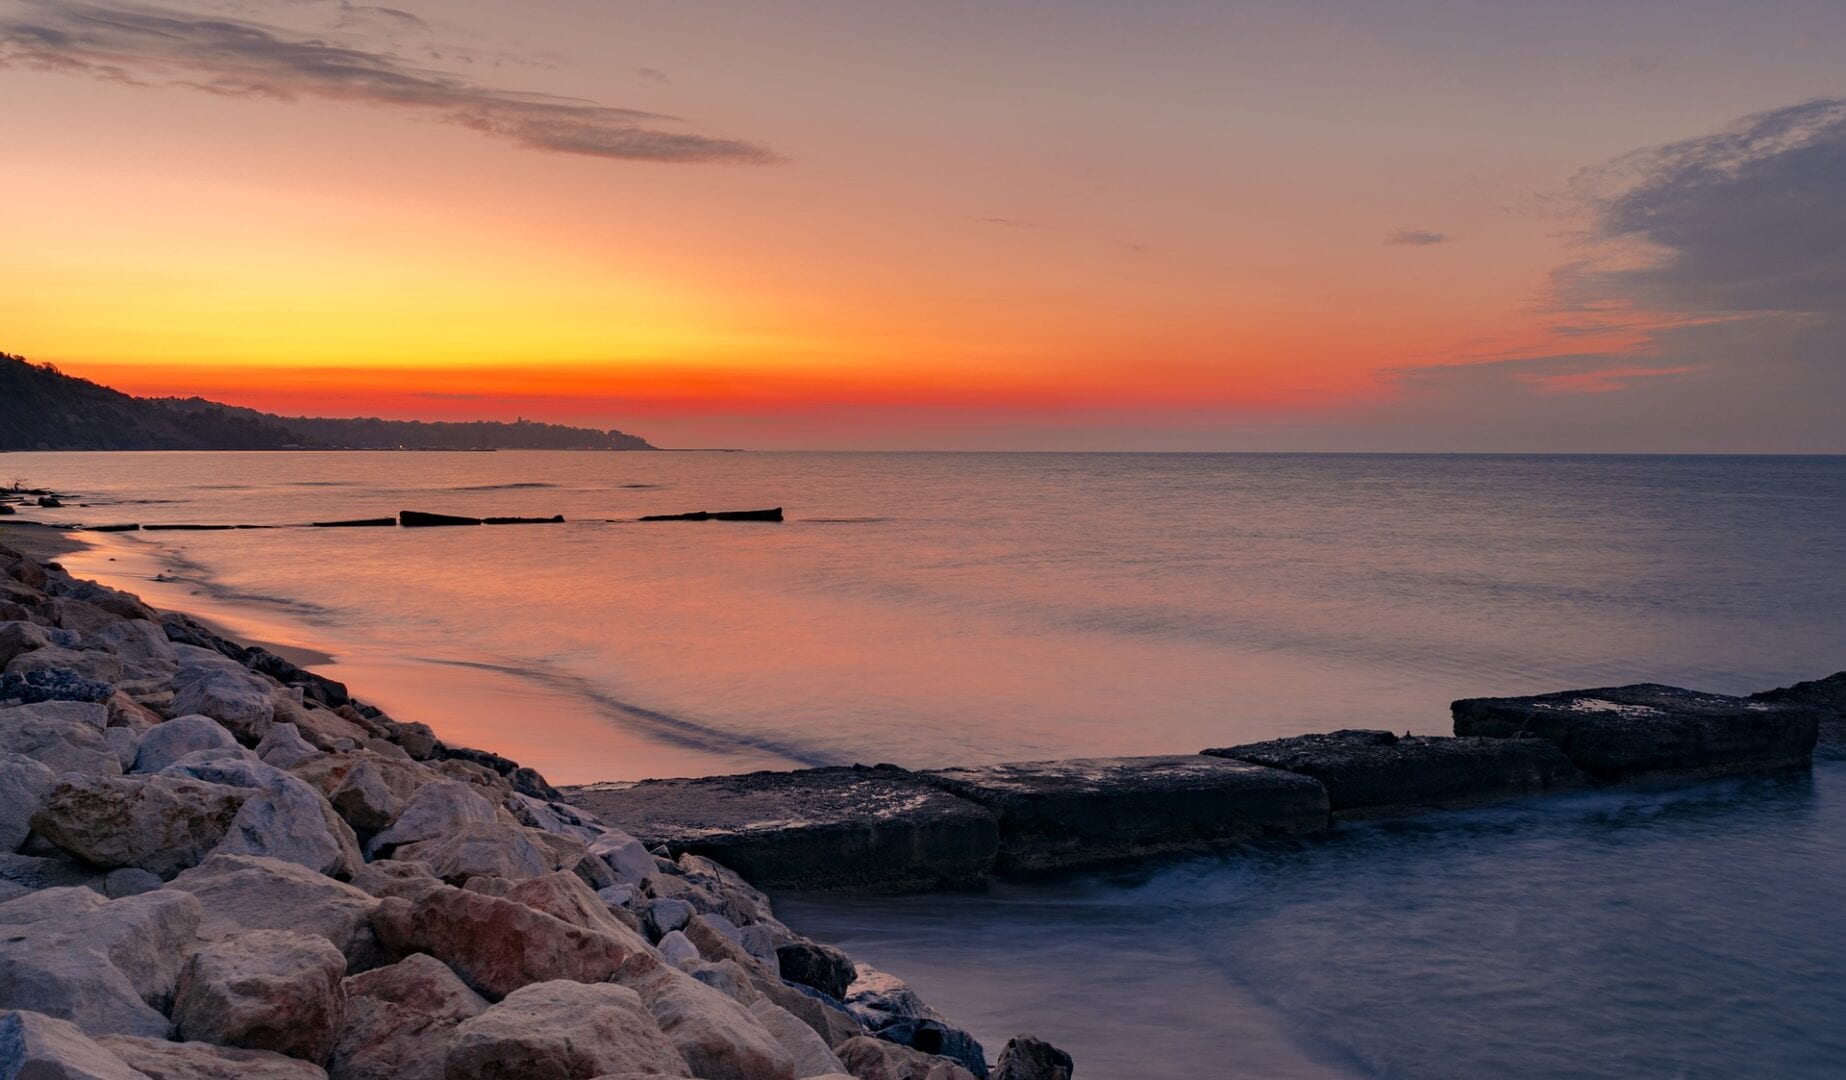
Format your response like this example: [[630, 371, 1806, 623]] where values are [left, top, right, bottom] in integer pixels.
[[0, 0, 775, 164], [1372, 97, 1846, 449], [1384, 227, 1449, 246]]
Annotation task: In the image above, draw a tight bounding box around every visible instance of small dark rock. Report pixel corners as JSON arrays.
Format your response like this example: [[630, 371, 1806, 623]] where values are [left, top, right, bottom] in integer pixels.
[[777, 940, 857, 1001], [398, 510, 480, 527], [879, 1018, 989, 1079], [242, 646, 350, 708], [995, 1036, 1074, 1080]]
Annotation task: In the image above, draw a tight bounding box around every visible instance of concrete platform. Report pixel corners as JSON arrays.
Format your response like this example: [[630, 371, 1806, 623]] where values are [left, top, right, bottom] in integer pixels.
[[1452, 683, 1818, 781], [563, 765, 999, 892], [919, 756, 1329, 874], [1204, 730, 1585, 818]]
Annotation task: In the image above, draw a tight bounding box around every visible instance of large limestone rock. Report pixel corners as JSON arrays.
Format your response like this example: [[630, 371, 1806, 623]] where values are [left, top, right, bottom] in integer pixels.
[[30, 774, 248, 879], [1204, 730, 1585, 817], [0, 1010, 147, 1080], [748, 998, 845, 1078], [363, 780, 497, 859], [832, 1037, 977, 1080], [369, 884, 651, 1000], [564, 768, 1000, 892], [991, 1038, 1072, 1080], [0, 753, 55, 852], [0, 621, 52, 667], [102, 728, 140, 773], [682, 916, 770, 978], [256, 723, 320, 769], [0, 701, 120, 776], [38, 600, 121, 639], [588, 828, 660, 886], [464, 871, 642, 942], [392, 821, 552, 884], [53, 583, 155, 625], [325, 759, 404, 835], [164, 758, 362, 878], [276, 702, 371, 754], [290, 750, 429, 808], [6, 646, 124, 686], [443, 980, 691, 1080], [328, 953, 486, 1080], [169, 665, 276, 744], [0, 887, 202, 1038], [1452, 683, 1820, 781], [754, 978, 862, 1050], [347, 859, 444, 903], [922, 755, 1329, 874], [131, 715, 239, 774], [81, 620, 177, 669], [168, 854, 381, 964], [613, 961, 796, 1080], [171, 930, 347, 1064], [843, 969, 944, 1039], [95, 1034, 330, 1079], [508, 792, 602, 843]]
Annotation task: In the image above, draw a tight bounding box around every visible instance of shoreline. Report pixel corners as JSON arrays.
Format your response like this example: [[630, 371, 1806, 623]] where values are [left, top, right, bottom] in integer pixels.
[[1, 525, 1046, 1078]]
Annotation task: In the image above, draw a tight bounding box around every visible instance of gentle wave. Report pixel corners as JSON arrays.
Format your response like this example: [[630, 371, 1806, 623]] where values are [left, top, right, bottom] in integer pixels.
[[413, 656, 836, 769]]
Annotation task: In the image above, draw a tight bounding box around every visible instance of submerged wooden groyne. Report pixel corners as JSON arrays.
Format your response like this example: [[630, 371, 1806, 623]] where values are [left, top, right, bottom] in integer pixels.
[[566, 675, 1843, 893], [64, 507, 783, 531]]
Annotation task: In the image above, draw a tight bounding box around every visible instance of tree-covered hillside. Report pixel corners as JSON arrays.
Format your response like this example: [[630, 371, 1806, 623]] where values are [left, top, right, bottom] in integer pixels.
[[0, 353, 657, 451]]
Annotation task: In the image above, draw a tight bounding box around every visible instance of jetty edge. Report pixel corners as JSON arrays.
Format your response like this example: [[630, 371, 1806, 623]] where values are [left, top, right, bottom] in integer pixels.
[[568, 679, 1837, 894], [0, 530, 1054, 1080]]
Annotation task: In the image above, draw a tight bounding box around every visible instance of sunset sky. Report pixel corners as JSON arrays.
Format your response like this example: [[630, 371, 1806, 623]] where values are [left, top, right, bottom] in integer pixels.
[[3, 0, 1844, 449]]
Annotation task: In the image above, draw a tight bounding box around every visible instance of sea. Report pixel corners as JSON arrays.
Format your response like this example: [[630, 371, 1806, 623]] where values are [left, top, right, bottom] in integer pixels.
[[5, 450, 1843, 1078]]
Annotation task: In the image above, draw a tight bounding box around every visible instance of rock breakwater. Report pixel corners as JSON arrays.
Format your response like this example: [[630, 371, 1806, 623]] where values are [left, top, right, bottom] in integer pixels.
[[571, 683, 1836, 893]]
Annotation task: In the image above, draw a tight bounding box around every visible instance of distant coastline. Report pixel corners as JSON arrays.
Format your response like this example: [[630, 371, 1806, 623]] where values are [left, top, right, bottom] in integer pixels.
[[1, 352, 657, 452]]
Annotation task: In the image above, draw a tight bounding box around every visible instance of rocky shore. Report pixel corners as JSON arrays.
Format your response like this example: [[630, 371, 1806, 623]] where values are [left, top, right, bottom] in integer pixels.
[[0, 529, 1065, 1080]]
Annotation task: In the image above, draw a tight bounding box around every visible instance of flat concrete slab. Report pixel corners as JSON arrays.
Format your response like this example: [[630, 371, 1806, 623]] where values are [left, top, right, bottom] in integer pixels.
[[919, 756, 1329, 874], [562, 765, 998, 892], [1452, 683, 1818, 781], [1204, 730, 1585, 818]]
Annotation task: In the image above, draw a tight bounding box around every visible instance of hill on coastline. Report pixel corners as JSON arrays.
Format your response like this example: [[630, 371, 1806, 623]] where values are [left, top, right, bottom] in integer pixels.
[[0, 353, 656, 451]]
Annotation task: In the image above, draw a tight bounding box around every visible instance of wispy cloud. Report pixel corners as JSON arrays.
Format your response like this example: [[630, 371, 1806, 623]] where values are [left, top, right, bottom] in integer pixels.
[[974, 216, 1036, 228], [1384, 227, 1449, 246], [0, 0, 775, 164]]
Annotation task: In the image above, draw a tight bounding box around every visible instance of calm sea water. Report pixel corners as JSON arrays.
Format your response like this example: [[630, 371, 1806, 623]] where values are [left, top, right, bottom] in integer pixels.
[[6, 450, 1843, 1077]]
